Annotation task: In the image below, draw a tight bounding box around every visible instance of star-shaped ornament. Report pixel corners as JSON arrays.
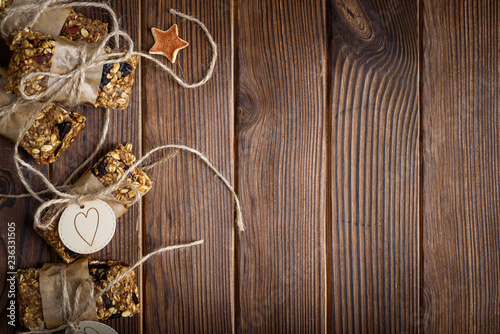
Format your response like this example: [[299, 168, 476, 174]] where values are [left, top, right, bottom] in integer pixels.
[[149, 24, 189, 63]]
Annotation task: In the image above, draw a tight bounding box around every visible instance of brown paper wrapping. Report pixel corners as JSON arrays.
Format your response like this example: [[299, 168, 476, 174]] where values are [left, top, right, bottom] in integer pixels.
[[2, 0, 72, 36], [39, 257, 98, 329], [71, 170, 129, 219], [0, 71, 41, 142], [49, 37, 103, 105]]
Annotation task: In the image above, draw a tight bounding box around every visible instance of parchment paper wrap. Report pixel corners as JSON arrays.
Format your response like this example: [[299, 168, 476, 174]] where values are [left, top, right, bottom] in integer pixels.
[[48, 36, 103, 105], [71, 170, 129, 219], [39, 257, 98, 329], [1, 0, 72, 36], [0, 70, 40, 141]]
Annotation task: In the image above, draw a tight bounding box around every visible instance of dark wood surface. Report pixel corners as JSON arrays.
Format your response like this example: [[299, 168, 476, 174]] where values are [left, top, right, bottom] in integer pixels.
[[422, 0, 500, 332], [236, 0, 327, 332], [1, 0, 499, 333], [329, 0, 419, 332]]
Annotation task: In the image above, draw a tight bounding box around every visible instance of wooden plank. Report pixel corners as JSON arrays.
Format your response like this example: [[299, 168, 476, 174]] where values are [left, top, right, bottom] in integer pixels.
[[142, 0, 234, 332], [236, 0, 327, 332], [329, 0, 419, 332], [0, 0, 142, 332], [422, 0, 500, 332]]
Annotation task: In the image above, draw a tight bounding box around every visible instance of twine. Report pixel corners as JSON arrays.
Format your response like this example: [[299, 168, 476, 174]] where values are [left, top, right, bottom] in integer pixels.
[[27, 239, 204, 334], [1, 0, 217, 104], [1, 107, 245, 231], [0, 2, 235, 332]]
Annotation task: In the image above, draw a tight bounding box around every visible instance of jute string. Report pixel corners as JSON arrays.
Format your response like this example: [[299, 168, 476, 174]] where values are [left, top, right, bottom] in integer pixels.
[[27, 239, 204, 334], [0, 0, 240, 228], [0, 107, 245, 231], [1, 0, 217, 101]]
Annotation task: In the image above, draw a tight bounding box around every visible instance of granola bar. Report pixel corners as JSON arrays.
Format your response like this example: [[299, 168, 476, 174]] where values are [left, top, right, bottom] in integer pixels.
[[91, 143, 153, 206], [35, 143, 153, 263], [0, 68, 86, 164], [5, 27, 137, 109], [20, 103, 86, 164], [60, 10, 108, 43], [17, 260, 140, 331], [0, 0, 107, 43]]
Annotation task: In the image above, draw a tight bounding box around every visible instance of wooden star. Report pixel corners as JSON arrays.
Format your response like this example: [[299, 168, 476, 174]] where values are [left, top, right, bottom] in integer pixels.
[[149, 24, 189, 63]]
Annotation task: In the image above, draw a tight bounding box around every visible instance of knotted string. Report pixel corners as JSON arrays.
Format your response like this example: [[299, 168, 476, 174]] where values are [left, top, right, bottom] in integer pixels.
[[26, 239, 204, 334], [2, 0, 217, 103]]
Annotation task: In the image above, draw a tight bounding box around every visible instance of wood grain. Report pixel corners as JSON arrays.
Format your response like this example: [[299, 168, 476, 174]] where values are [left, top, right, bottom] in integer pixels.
[[236, 0, 327, 332], [329, 0, 419, 332], [422, 0, 500, 332], [141, 0, 235, 332]]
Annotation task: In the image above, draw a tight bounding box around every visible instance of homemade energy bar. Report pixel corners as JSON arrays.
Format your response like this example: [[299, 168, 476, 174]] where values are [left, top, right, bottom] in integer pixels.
[[60, 10, 108, 43], [35, 143, 152, 263], [5, 27, 137, 109], [17, 260, 140, 331], [91, 142, 153, 206], [0, 0, 107, 43], [19, 103, 86, 164], [0, 68, 86, 164]]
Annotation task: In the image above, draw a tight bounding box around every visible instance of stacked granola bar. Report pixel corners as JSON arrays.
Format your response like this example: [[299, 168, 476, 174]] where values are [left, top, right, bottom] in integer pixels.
[[0, 69, 86, 164]]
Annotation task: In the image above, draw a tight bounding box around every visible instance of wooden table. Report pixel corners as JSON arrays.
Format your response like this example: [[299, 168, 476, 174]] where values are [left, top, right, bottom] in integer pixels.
[[1, 0, 499, 332]]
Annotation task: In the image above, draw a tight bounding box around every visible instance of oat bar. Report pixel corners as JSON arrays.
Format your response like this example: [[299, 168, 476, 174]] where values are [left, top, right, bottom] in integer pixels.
[[17, 260, 140, 331], [35, 143, 153, 263], [5, 27, 137, 109], [0, 0, 108, 43], [59, 10, 108, 43], [91, 143, 153, 206], [20, 103, 86, 164], [0, 68, 86, 164]]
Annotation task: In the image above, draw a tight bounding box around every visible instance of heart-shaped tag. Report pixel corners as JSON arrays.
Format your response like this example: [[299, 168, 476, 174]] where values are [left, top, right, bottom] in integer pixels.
[[59, 200, 116, 254], [74, 207, 99, 246]]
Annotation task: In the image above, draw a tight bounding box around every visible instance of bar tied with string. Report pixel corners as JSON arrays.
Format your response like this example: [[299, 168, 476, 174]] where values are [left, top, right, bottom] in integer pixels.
[[17, 258, 140, 331], [36, 143, 152, 263]]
